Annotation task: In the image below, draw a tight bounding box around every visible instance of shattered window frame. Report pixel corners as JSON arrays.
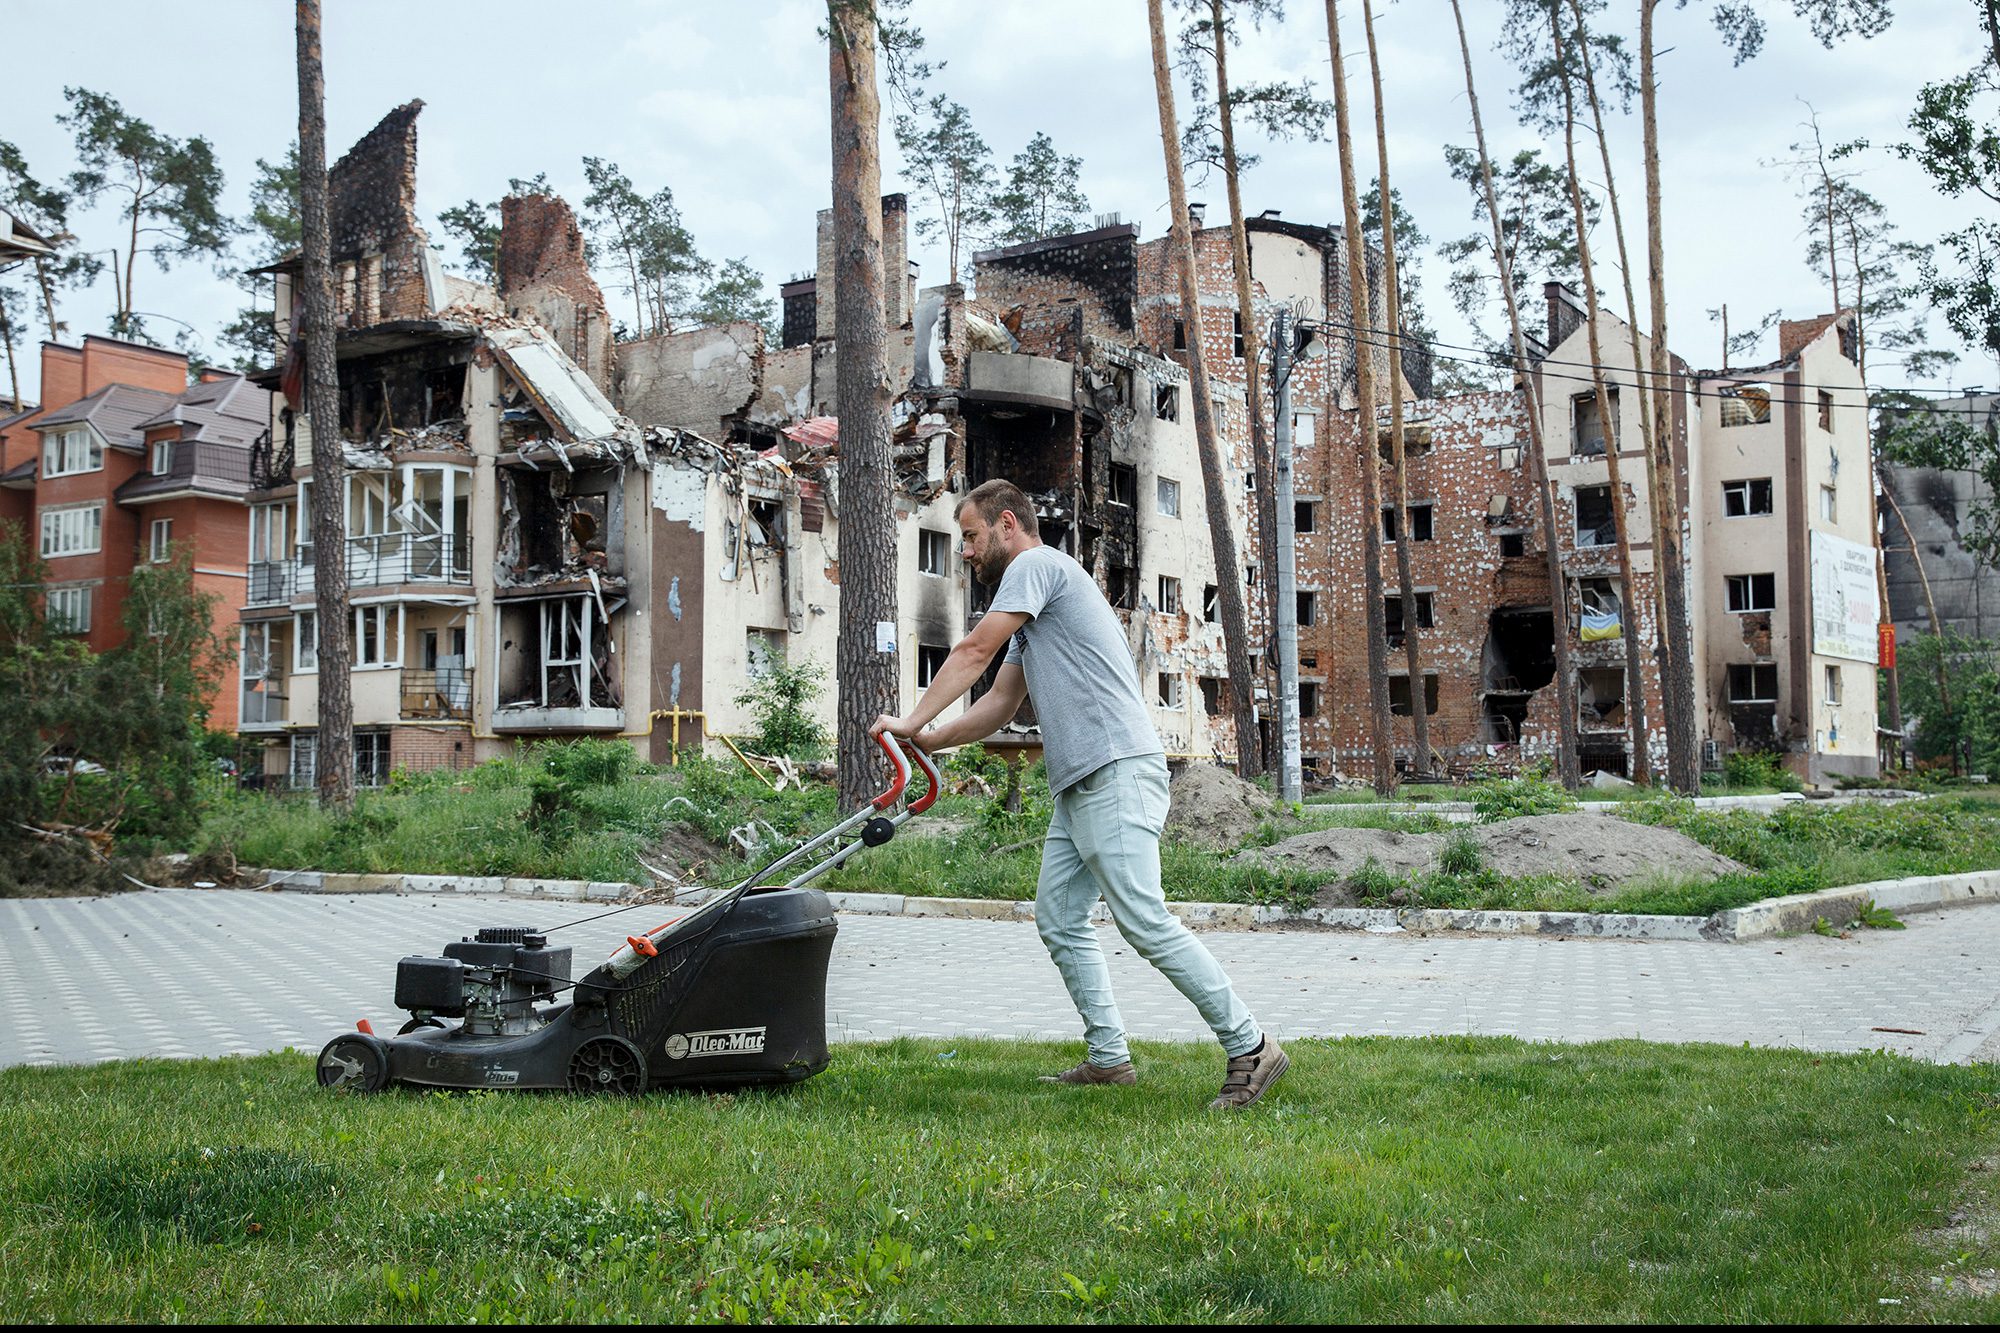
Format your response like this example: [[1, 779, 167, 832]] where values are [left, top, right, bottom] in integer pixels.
[[1573, 486, 1615, 548], [1725, 573, 1776, 613], [1499, 530, 1528, 557], [1158, 575, 1182, 615], [1388, 673, 1440, 716], [1295, 500, 1317, 534], [916, 643, 948, 688], [1719, 382, 1773, 428], [1824, 662, 1843, 704], [295, 611, 318, 673], [1819, 484, 1837, 522], [1109, 462, 1138, 507], [918, 528, 951, 577], [1158, 672, 1184, 709], [1722, 478, 1774, 518], [1570, 387, 1617, 457], [1154, 383, 1180, 421], [1297, 589, 1317, 628], [1381, 503, 1434, 543], [1202, 583, 1219, 621], [1728, 662, 1779, 703], [1818, 390, 1835, 431], [1299, 681, 1320, 718]]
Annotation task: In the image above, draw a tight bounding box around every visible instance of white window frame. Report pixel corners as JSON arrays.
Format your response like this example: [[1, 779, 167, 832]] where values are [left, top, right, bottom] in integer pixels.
[[1158, 671, 1184, 709], [295, 611, 318, 673], [918, 528, 950, 577], [250, 502, 290, 564], [916, 643, 948, 688], [1156, 476, 1180, 517], [149, 518, 173, 564], [1728, 663, 1779, 703], [1824, 663, 1842, 705], [1108, 462, 1137, 507], [39, 504, 103, 558], [151, 439, 174, 476], [1819, 484, 1837, 522], [1725, 573, 1777, 614], [1158, 575, 1181, 615], [354, 603, 404, 668], [47, 584, 92, 634], [41, 426, 101, 478], [1722, 478, 1774, 518]]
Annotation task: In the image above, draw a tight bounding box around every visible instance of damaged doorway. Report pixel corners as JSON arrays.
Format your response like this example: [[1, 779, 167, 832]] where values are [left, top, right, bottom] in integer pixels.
[[1481, 608, 1556, 743]]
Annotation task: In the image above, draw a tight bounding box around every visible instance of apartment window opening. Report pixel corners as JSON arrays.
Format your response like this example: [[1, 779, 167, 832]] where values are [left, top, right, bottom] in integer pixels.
[[1722, 478, 1775, 517], [1725, 573, 1776, 613]]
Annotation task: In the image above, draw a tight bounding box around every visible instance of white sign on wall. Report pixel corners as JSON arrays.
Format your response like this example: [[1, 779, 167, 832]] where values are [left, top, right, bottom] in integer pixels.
[[1810, 530, 1878, 664]]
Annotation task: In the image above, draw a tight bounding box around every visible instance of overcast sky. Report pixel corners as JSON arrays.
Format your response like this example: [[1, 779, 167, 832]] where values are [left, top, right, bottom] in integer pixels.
[[3, 0, 1991, 406]]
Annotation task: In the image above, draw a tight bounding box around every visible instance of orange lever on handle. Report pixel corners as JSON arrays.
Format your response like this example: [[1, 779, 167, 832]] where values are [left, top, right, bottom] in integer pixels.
[[869, 730, 912, 809]]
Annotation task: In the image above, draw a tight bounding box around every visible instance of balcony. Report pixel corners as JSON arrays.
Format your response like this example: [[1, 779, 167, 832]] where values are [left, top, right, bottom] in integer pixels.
[[248, 560, 295, 606], [401, 667, 473, 720], [249, 429, 292, 489], [296, 532, 472, 594], [240, 683, 288, 730]]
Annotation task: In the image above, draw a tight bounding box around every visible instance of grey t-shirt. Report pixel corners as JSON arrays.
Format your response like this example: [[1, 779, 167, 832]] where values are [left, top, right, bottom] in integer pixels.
[[991, 545, 1164, 794]]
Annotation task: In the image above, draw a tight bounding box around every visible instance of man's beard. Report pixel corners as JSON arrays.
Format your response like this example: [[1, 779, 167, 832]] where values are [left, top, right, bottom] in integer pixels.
[[974, 548, 1007, 586]]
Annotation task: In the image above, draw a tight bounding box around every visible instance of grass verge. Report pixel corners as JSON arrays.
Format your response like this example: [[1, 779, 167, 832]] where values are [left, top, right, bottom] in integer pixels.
[[2, 1040, 1994, 1322]]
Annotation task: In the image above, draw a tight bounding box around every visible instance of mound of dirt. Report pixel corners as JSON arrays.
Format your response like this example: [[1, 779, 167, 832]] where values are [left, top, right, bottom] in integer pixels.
[[1167, 763, 1279, 849], [1248, 811, 1744, 894]]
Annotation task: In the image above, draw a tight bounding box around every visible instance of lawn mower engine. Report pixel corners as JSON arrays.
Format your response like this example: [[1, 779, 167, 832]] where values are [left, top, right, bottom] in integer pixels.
[[315, 734, 936, 1097]]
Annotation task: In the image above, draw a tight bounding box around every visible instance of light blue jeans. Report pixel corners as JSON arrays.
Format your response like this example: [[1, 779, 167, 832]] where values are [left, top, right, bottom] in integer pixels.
[[1035, 753, 1262, 1066]]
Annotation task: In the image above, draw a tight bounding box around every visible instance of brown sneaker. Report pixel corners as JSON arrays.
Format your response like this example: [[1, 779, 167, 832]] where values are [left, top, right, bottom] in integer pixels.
[[1039, 1058, 1138, 1086], [1207, 1037, 1288, 1110]]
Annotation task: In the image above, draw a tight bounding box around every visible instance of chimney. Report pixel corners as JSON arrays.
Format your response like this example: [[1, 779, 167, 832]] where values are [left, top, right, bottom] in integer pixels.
[[1188, 202, 1206, 230], [199, 367, 233, 384]]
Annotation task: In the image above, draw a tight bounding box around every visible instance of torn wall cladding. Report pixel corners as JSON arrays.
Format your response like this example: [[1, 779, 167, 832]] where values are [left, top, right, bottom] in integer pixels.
[[327, 100, 435, 327]]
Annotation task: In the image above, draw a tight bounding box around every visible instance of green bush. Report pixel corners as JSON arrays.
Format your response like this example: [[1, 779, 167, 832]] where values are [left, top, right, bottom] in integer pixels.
[[1721, 750, 1804, 793], [1438, 830, 1483, 875], [733, 658, 831, 760], [1470, 773, 1577, 822]]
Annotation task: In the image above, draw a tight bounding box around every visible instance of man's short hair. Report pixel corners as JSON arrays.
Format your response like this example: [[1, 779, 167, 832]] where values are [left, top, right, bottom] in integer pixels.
[[957, 479, 1040, 538]]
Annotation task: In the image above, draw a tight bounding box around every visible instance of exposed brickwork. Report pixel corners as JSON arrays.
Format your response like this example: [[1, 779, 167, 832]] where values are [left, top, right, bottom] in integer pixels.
[[327, 100, 432, 325], [388, 725, 473, 776], [498, 193, 613, 389]]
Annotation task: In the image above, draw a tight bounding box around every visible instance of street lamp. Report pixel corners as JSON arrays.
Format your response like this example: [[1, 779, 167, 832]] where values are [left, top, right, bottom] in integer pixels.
[[1265, 307, 1327, 805]]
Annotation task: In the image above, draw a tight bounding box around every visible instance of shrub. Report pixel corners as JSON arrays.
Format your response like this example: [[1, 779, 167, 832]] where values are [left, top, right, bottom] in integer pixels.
[[734, 658, 831, 760], [1721, 750, 1804, 792], [1470, 773, 1577, 822], [1438, 830, 1483, 875]]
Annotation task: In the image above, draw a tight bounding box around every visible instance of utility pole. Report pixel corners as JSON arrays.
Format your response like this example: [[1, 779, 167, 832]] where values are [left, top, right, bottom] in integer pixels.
[[1270, 308, 1303, 804]]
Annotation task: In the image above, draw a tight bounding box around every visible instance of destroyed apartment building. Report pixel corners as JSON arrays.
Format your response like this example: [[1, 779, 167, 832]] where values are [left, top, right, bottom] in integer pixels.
[[234, 102, 1232, 783], [232, 101, 1877, 788]]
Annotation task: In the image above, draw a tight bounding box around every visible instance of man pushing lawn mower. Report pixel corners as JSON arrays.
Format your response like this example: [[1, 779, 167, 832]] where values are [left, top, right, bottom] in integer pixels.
[[870, 479, 1288, 1111]]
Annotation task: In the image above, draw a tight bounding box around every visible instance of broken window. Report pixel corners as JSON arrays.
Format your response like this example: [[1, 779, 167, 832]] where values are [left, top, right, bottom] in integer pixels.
[[1299, 651, 1317, 670], [1157, 477, 1180, 516], [1109, 462, 1137, 507], [1819, 390, 1835, 431], [1108, 562, 1137, 610], [1824, 663, 1843, 704], [1298, 681, 1320, 718], [1575, 577, 1621, 641], [1820, 485, 1837, 522], [917, 643, 948, 688], [355, 730, 391, 788], [1722, 478, 1774, 517], [1202, 583, 1219, 620], [1154, 384, 1179, 421], [1231, 312, 1244, 359], [1384, 592, 1435, 640], [1295, 500, 1317, 534], [1389, 673, 1440, 716], [1571, 389, 1618, 457], [919, 529, 950, 576], [1499, 531, 1527, 558], [1199, 676, 1223, 716], [1245, 564, 1257, 588], [1728, 663, 1779, 702], [1158, 575, 1182, 615], [1381, 503, 1434, 542], [1173, 317, 1186, 350], [1578, 667, 1626, 730], [1574, 485, 1615, 547], [1719, 382, 1773, 427], [1726, 573, 1776, 613], [1158, 672, 1184, 708], [1297, 590, 1317, 627], [745, 628, 784, 680]]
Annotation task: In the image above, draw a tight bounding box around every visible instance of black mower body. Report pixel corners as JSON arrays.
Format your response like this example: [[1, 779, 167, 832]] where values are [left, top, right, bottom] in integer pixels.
[[318, 886, 837, 1095]]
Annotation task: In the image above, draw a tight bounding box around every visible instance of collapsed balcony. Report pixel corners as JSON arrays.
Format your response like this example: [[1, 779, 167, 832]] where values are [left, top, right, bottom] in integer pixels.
[[493, 592, 624, 733]]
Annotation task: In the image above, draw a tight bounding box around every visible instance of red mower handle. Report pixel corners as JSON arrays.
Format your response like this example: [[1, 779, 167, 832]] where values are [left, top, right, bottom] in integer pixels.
[[902, 739, 942, 814], [869, 731, 912, 810]]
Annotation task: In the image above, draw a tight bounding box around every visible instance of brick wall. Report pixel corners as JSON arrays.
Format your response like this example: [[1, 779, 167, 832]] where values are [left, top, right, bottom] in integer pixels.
[[328, 100, 432, 324]]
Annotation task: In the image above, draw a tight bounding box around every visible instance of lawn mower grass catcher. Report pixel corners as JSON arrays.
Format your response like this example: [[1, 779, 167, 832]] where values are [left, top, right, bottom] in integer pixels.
[[315, 734, 938, 1095]]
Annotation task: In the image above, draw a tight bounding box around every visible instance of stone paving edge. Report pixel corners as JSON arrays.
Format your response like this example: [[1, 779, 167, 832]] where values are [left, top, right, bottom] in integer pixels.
[[254, 865, 2000, 942]]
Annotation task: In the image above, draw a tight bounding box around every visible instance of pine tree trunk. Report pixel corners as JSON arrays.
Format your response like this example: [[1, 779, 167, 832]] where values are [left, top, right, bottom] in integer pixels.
[[1325, 0, 1397, 794], [1553, 10, 1650, 784], [297, 0, 353, 810], [1149, 0, 1260, 778], [1362, 0, 1433, 778], [1569, 0, 1671, 738], [1639, 0, 1700, 794], [1211, 0, 1277, 776], [1450, 0, 1581, 789], [828, 4, 901, 810]]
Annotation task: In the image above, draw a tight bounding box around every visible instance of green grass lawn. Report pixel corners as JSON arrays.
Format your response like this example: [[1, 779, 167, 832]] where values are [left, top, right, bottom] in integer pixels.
[[2, 1039, 1994, 1323]]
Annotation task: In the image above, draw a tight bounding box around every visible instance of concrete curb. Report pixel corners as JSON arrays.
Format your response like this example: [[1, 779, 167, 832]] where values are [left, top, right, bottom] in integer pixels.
[[1314, 790, 1928, 822], [255, 864, 2000, 942]]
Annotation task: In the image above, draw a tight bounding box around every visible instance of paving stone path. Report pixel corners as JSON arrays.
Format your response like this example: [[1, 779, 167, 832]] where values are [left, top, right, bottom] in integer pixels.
[[2, 888, 1998, 1069]]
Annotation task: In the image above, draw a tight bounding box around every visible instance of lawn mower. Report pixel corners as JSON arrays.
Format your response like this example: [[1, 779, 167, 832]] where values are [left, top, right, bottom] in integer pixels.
[[315, 733, 938, 1095]]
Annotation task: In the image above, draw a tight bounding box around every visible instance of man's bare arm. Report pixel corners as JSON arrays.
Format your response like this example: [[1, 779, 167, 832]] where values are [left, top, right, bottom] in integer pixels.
[[923, 662, 1027, 750], [869, 610, 1027, 743]]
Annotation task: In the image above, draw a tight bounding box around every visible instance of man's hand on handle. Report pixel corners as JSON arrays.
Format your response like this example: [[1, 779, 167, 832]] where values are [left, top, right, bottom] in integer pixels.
[[869, 714, 932, 750]]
